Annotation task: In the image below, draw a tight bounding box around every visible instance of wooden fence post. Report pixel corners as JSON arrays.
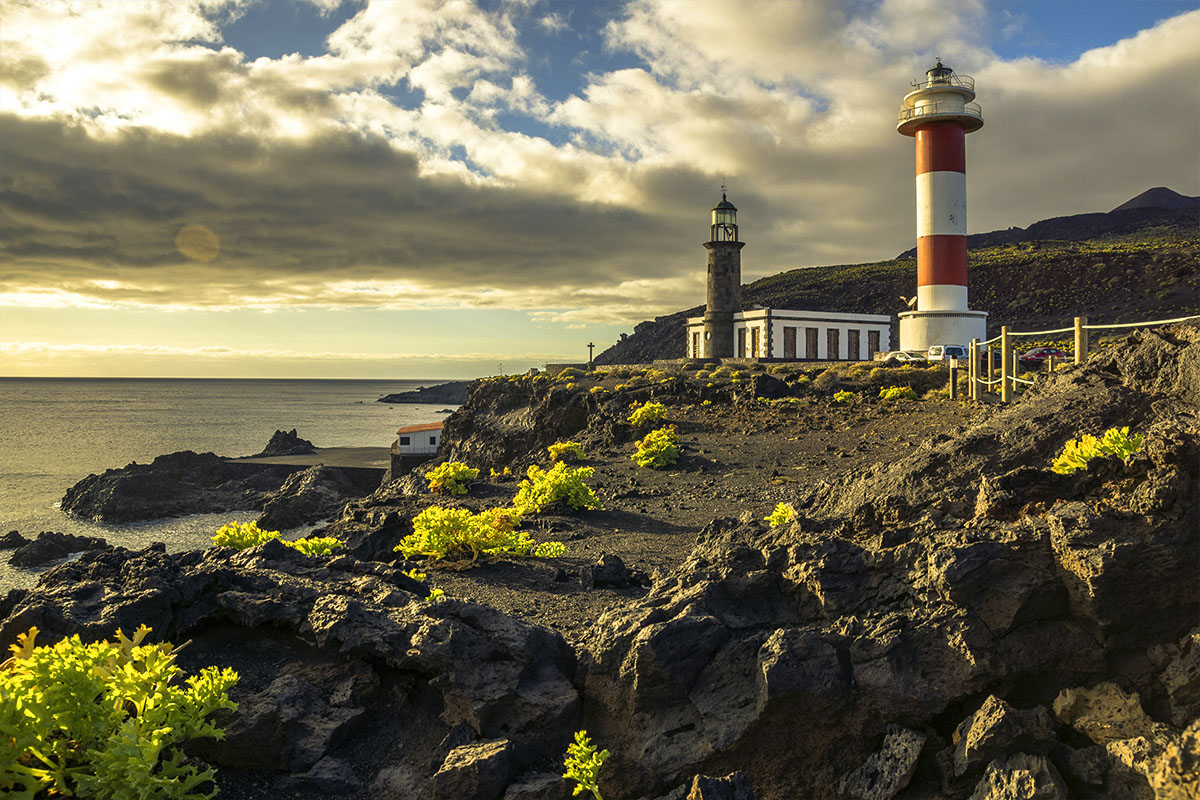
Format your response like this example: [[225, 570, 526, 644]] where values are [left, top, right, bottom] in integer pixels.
[[969, 339, 978, 401], [1000, 326, 1010, 403], [1074, 316, 1088, 365], [949, 359, 958, 400]]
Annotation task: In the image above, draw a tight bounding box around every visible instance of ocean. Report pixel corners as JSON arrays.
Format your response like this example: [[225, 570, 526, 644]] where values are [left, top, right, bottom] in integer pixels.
[[0, 378, 458, 591]]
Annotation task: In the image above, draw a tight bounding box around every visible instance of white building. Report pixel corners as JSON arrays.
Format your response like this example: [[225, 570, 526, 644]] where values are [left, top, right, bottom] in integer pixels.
[[394, 421, 443, 456], [685, 309, 892, 361]]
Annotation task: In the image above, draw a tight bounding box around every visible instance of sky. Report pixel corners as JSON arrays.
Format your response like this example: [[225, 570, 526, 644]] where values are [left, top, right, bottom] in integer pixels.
[[1, 0, 1197, 379]]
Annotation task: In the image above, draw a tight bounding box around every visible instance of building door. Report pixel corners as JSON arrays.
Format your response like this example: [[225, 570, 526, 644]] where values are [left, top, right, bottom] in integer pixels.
[[737, 328, 747, 357], [847, 329, 861, 361], [827, 328, 840, 360], [868, 330, 880, 359], [783, 327, 797, 359], [750, 327, 760, 358], [692, 332, 700, 358], [805, 327, 819, 360]]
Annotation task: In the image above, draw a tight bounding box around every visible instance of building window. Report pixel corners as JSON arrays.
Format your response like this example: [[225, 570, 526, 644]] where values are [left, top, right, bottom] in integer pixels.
[[430, 436, 437, 445], [399, 436, 410, 446]]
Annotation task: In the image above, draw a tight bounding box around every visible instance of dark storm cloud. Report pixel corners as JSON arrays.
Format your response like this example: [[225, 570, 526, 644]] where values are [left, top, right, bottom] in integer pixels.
[[0, 112, 703, 308]]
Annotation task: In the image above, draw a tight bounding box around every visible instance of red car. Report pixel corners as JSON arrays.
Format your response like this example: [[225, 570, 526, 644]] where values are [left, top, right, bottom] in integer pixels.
[[1019, 346, 1069, 366]]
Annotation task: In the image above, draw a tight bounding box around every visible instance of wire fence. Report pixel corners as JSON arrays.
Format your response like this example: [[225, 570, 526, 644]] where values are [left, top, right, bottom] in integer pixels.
[[963, 313, 1200, 403]]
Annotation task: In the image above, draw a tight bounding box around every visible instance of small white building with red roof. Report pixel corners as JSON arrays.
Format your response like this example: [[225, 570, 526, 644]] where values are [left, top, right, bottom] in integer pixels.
[[394, 421, 443, 456]]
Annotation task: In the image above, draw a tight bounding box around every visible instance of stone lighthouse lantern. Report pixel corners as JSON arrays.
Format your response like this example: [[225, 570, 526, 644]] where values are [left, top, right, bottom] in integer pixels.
[[702, 189, 745, 358]]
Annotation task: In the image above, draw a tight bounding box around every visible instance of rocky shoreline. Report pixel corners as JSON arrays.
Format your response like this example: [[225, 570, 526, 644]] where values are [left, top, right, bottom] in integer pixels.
[[3, 324, 1197, 799]]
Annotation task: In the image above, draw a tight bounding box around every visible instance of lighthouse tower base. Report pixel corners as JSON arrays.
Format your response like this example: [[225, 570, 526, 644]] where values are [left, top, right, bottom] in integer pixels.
[[898, 309, 988, 352]]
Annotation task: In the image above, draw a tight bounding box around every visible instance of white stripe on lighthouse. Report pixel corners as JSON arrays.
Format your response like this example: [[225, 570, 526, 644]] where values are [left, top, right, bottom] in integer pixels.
[[916, 171, 967, 238], [918, 285, 969, 310]]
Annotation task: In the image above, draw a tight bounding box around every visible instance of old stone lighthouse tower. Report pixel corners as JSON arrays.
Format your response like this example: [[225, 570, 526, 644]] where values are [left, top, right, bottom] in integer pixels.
[[702, 190, 744, 358]]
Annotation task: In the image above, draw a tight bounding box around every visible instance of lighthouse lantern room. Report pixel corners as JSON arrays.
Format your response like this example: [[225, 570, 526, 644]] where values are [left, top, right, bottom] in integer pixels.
[[896, 60, 988, 351]]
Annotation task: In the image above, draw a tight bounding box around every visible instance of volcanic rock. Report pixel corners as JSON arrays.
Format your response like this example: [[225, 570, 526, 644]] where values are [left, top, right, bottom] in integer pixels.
[[0, 530, 30, 549], [378, 381, 473, 405], [0, 540, 578, 796], [60, 450, 287, 523], [967, 754, 1067, 800], [686, 771, 755, 799], [258, 429, 317, 456], [838, 725, 926, 800], [256, 465, 364, 531], [8, 531, 108, 568]]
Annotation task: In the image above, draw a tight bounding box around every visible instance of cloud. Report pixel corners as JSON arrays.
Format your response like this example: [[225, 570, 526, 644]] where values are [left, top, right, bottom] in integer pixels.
[[0, 0, 1197, 341]]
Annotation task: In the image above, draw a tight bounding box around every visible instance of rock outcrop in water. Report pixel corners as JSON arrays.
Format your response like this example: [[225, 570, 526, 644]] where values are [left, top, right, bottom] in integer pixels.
[[7, 324, 1198, 799], [6, 531, 108, 568], [378, 381, 473, 405], [257, 429, 317, 456], [60, 451, 286, 523], [59, 433, 371, 525]]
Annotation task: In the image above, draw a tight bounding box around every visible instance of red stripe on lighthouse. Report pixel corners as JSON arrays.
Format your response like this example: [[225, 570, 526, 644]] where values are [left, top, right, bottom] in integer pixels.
[[917, 236, 968, 286], [915, 122, 965, 174]]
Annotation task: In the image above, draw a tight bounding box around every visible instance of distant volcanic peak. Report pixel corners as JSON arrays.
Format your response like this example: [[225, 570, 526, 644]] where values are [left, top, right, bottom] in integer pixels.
[[1110, 187, 1200, 213]]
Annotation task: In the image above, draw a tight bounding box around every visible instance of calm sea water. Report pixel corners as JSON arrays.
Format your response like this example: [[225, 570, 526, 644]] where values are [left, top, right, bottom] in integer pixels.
[[0, 378, 458, 591]]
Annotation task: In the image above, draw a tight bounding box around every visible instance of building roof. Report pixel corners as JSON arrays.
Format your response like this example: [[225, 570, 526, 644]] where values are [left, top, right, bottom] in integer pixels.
[[396, 421, 445, 435]]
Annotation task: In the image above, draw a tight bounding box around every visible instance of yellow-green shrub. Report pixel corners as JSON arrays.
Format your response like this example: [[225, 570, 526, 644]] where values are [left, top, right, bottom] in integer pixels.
[[628, 401, 667, 427], [879, 386, 919, 401], [765, 502, 797, 527], [548, 441, 586, 462], [425, 461, 479, 495], [284, 536, 343, 557], [1052, 426, 1145, 474], [833, 390, 857, 404], [513, 463, 602, 513], [632, 426, 680, 469], [395, 506, 562, 562], [212, 520, 279, 549], [0, 625, 238, 800]]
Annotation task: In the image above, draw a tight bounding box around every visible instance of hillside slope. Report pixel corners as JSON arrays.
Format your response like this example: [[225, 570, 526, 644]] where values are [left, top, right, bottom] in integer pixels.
[[598, 203, 1198, 364]]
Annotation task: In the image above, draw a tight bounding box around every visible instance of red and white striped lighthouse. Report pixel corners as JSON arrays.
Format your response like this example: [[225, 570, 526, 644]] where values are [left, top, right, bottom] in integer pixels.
[[897, 61, 988, 351]]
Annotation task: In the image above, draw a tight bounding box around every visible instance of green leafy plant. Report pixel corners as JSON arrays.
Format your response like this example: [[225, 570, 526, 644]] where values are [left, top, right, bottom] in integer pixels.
[[513, 463, 602, 513], [1, 625, 238, 800], [632, 426, 680, 469], [765, 502, 797, 527], [627, 401, 667, 427], [548, 441, 586, 462], [212, 520, 279, 549], [211, 522, 343, 557], [425, 461, 480, 495], [1052, 426, 1145, 474], [833, 390, 857, 404], [402, 568, 445, 601], [394, 506, 565, 563], [878, 386, 919, 401], [563, 729, 609, 800], [284, 536, 343, 557]]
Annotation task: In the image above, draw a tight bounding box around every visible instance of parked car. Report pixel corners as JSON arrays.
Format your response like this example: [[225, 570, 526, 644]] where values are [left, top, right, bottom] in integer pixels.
[[879, 350, 927, 365], [978, 346, 1003, 369], [1019, 346, 1070, 367], [926, 344, 968, 362]]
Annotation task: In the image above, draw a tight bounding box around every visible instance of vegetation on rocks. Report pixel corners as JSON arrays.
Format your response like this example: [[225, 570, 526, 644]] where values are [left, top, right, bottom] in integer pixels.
[[211, 521, 343, 556], [631, 426, 680, 469], [1052, 426, 1145, 474], [879, 385, 920, 401], [394, 506, 564, 563], [563, 729, 609, 800], [833, 389, 857, 404], [548, 440, 587, 462], [512, 463, 602, 513], [627, 401, 667, 427], [425, 461, 479, 495], [764, 502, 797, 527], [0, 625, 237, 800]]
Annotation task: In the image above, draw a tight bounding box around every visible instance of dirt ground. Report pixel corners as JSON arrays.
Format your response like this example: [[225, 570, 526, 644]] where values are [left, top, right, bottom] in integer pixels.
[[430, 395, 990, 646]]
